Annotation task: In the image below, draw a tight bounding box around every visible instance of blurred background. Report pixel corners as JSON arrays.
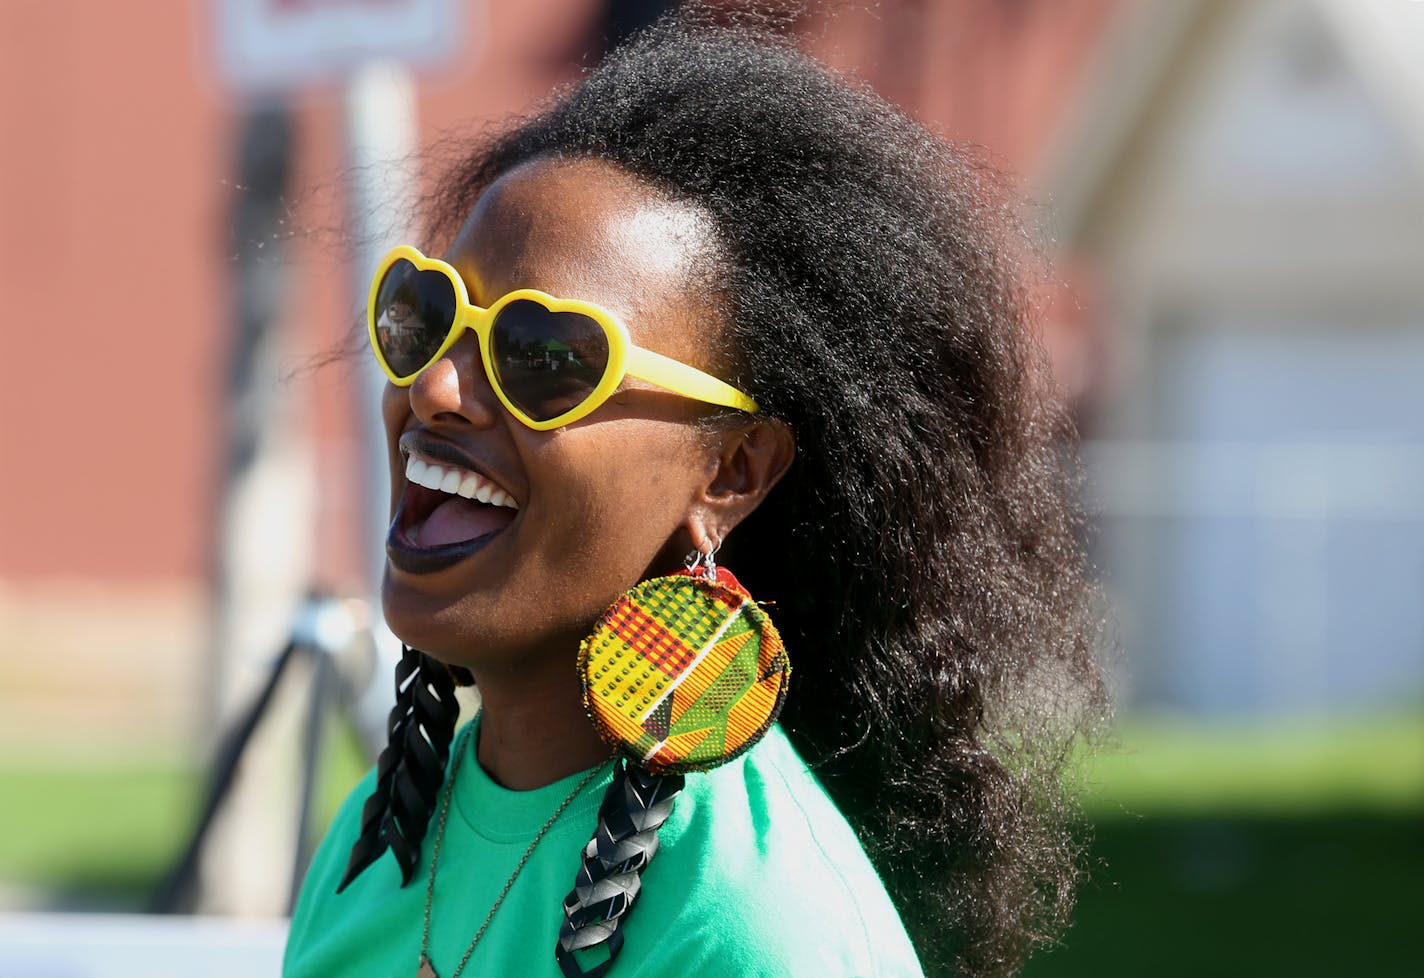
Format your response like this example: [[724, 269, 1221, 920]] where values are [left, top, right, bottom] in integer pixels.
[[1, 0, 1420, 975]]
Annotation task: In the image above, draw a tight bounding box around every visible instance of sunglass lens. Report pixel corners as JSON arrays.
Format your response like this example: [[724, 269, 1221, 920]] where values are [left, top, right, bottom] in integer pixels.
[[372, 259, 457, 378], [490, 300, 610, 422]]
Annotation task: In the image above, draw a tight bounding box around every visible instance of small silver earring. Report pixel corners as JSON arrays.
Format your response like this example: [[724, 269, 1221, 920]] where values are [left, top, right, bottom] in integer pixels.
[[683, 537, 721, 583]]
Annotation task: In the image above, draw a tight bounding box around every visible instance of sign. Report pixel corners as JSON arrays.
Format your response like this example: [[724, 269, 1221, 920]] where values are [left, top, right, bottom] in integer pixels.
[[214, 0, 462, 93]]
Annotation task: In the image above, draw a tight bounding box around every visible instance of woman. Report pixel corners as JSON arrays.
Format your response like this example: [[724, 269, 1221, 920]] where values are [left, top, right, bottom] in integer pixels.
[[285, 18, 1105, 978]]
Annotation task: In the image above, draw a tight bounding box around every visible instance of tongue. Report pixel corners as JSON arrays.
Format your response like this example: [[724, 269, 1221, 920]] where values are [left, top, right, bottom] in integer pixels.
[[416, 497, 516, 548]]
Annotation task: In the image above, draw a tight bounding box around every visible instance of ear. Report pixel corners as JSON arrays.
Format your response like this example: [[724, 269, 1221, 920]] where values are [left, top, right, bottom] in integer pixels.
[[686, 417, 796, 553]]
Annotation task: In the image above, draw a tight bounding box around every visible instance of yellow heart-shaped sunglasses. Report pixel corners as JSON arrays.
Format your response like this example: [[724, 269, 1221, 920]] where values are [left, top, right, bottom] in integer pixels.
[[368, 245, 759, 431]]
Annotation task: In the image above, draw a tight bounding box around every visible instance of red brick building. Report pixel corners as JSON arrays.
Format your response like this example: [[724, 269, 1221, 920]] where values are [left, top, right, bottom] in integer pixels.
[[0, 0, 1120, 751]]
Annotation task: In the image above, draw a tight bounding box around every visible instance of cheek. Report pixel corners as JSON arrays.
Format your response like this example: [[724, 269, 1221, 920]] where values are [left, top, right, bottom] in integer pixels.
[[381, 385, 413, 509], [382, 383, 411, 437], [529, 423, 705, 577]]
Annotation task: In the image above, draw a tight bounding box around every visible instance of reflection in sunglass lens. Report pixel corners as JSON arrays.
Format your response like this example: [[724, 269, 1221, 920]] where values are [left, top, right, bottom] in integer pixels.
[[490, 300, 610, 422], [372, 259, 457, 378]]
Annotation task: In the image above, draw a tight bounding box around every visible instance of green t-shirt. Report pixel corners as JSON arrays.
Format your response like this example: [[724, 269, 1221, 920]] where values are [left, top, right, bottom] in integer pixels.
[[285, 722, 924, 978]]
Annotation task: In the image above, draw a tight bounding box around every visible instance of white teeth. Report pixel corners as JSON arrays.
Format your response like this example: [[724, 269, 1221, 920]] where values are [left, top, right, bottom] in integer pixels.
[[404, 453, 519, 510]]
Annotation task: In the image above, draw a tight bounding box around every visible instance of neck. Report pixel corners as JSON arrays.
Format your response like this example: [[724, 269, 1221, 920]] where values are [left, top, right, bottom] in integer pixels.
[[471, 656, 609, 791]]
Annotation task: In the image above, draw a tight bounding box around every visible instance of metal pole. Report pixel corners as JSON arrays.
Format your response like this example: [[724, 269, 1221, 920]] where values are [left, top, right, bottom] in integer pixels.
[[199, 98, 319, 915], [343, 61, 419, 756], [209, 99, 297, 742]]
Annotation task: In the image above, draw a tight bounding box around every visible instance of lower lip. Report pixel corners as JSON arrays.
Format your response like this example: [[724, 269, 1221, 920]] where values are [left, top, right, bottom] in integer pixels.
[[385, 500, 508, 576]]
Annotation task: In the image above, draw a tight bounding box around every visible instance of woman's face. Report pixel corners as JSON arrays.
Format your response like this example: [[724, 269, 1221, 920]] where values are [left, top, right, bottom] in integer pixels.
[[381, 157, 731, 669]]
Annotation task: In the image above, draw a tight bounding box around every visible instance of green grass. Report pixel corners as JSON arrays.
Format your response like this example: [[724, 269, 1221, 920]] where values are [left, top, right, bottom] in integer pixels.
[[1027, 812, 1421, 978], [1024, 713, 1424, 978], [1, 711, 1420, 977], [0, 764, 197, 906], [1079, 713, 1424, 816], [0, 719, 370, 910]]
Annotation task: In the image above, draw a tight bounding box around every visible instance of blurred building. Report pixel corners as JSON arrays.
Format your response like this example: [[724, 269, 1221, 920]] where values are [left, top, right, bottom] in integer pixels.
[[1045, 0, 1424, 714], [3, 0, 1419, 863], [0, 0, 1119, 753], [0, 0, 1122, 914]]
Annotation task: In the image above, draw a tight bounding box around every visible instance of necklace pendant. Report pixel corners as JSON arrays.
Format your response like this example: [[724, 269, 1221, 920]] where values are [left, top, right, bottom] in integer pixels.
[[417, 956, 439, 978]]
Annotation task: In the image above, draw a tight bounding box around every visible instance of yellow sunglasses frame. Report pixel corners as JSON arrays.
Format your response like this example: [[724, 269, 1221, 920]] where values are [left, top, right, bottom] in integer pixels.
[[368, 245, 759, 431]]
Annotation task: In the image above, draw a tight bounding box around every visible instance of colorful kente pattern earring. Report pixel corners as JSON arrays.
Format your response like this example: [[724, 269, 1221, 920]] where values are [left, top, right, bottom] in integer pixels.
[[556, 546, 790, 977], [577, 546, 790, 774]]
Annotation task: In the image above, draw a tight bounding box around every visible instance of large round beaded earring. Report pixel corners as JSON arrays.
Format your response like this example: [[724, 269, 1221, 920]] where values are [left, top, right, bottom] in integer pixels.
[[555, 546, 790, 977]]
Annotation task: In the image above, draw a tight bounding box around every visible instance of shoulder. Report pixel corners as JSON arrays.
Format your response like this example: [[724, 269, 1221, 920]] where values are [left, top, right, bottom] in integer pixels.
[[614, 727, 924, 978]]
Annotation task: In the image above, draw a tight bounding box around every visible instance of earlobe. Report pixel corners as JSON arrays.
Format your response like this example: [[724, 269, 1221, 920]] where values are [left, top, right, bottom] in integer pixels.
[[689, 418, 796, 547]]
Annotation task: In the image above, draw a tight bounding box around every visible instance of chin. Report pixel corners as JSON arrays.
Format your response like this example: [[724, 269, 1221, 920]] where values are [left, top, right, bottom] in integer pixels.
[[382, 572, 481, 659], [380, 571, 580, 672]]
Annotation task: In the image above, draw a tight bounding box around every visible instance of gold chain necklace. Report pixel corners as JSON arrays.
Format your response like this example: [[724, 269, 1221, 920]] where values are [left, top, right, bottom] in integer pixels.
[[417, 731, 609, 978]]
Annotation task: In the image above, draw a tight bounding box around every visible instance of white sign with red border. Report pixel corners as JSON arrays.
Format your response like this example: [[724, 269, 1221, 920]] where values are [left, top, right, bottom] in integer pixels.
[[215, 0, 461, 93]]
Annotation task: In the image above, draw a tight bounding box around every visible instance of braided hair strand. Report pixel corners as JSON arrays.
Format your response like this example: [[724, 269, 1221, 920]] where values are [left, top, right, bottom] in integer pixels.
[[555, 765, 686, 977], [338, 645, 462, 891]]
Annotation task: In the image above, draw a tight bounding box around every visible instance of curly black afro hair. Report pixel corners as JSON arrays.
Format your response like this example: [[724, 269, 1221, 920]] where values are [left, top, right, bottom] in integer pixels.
[[416, 15, 1109, 977]]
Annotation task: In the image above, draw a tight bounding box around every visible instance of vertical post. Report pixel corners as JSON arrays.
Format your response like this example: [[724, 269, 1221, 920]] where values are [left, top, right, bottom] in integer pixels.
[[201, 97, 320, 915], [209, 99, 298, 734], [343, 61, 419, 754]]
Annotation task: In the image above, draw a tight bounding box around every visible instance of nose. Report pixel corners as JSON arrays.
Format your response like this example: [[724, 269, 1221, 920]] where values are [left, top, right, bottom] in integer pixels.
[[406, 333, 502, 430]]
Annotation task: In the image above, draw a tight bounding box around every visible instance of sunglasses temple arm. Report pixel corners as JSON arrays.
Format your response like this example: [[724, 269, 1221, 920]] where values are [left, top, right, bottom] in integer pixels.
[[624, 348, 759, 414]]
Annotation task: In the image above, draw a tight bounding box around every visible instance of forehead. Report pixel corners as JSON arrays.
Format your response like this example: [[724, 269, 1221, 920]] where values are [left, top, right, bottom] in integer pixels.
[[445, 158, 716, 345]]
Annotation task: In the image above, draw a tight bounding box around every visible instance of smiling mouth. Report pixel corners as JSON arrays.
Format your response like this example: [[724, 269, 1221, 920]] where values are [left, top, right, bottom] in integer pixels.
[[387, 454, 519, 573]]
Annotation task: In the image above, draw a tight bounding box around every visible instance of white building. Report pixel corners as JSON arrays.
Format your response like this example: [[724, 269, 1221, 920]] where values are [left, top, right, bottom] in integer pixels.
[[1046, 0, 1424, 714]]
